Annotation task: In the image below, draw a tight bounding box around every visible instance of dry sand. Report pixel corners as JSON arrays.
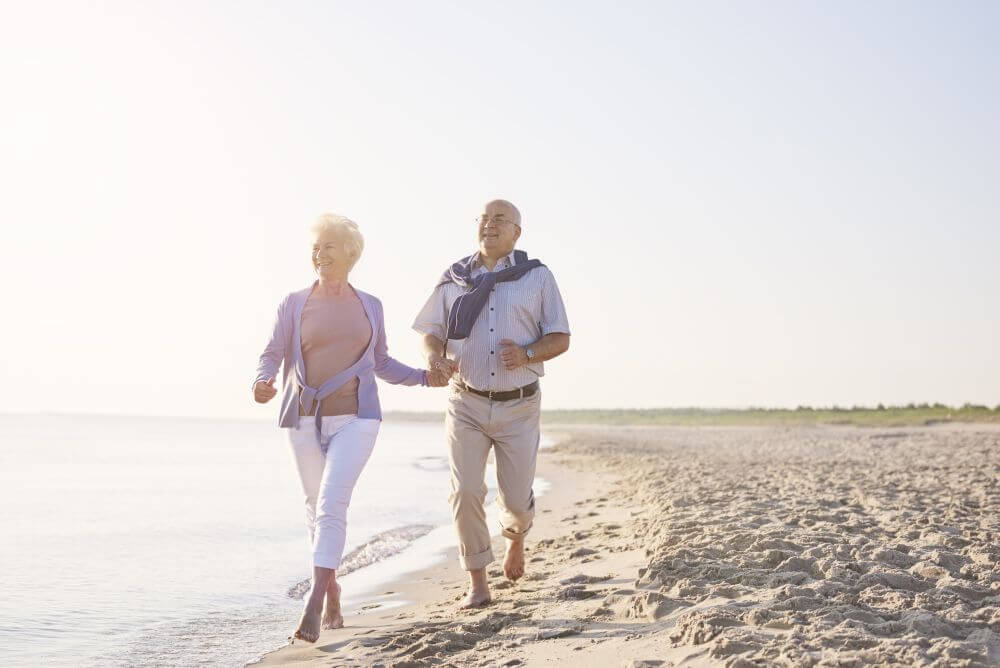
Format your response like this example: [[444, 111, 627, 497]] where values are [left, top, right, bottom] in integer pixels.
[[256, 424, 1000, 667]]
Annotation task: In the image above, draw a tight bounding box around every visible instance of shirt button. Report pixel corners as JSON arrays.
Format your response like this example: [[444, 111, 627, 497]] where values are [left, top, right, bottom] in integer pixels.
[[490, 351, 494, 354], [491, 372, 495, 376], [489, 328, 493, 332], [490, 307, 493, 311]]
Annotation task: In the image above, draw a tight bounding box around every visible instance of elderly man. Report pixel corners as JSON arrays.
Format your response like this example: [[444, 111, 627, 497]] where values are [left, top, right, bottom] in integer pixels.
[[413, 199, 570, 608]]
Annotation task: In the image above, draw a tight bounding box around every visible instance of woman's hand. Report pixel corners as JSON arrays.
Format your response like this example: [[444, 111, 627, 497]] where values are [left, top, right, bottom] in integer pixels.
[[254, 378, 278, 403]]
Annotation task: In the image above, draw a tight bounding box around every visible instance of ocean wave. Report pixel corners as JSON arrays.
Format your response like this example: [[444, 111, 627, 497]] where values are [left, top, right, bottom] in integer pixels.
[[412, 455, 449, 471], [286, 523, 436, 599]]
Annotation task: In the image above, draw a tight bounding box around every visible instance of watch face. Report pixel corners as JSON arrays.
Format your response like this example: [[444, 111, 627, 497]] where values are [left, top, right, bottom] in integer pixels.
[[526, 348, 535, 359]]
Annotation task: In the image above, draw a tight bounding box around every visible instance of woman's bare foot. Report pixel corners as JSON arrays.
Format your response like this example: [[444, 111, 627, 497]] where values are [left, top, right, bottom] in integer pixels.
[[503, 536, 525, 581], [322, 579, 344, 629], [294, 593, 323, 642]]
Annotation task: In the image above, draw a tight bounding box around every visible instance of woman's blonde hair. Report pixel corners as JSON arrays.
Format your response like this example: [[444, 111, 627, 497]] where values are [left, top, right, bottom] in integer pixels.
[[310, 213, 364, 270]]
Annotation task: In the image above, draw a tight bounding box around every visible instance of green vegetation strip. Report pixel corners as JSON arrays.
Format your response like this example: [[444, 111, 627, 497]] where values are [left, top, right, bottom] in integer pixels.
[[385, 404, 1000, 427]]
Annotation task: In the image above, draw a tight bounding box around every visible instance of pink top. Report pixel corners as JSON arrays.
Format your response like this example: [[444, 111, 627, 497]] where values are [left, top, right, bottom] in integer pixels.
[[253, 284, 427, 450], [299, 292, 373, 417]]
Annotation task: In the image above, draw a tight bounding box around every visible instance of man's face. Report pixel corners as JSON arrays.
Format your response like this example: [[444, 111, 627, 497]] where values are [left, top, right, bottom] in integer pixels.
[[477, 204, 520, 258]]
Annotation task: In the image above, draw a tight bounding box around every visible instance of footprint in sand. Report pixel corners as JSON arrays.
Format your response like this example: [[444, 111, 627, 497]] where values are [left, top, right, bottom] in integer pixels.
[[557, 585, 599, 600], [536, 625, 583, 640], [559, 573, 612, 585]]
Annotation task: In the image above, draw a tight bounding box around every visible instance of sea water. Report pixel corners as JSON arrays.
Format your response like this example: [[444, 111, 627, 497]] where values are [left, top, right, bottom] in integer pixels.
[[0, 414, 550, 667]]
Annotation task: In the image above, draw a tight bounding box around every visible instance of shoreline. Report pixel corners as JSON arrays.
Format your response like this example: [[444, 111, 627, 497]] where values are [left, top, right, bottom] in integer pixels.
[[254, 428, 616, 666], [256, 423, 1000, 667]]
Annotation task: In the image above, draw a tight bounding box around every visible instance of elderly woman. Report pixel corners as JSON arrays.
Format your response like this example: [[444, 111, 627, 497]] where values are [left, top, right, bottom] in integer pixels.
[[252, 214, 448, 643]]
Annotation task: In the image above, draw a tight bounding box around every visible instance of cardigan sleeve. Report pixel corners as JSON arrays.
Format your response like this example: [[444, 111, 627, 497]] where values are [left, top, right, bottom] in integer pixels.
[[372, 299, 428, 386], [253, 294, 291, 390]]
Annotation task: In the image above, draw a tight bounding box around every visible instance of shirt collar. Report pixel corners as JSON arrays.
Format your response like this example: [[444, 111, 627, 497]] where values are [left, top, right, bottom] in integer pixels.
[[473, 250, 516, 272]]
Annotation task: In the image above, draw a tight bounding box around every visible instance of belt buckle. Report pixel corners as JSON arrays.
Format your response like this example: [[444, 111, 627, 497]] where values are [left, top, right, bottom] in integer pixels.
[[487, 389, 495, 400]]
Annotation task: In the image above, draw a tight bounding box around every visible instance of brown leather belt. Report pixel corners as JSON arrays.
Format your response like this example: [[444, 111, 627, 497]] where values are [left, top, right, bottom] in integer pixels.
[[455, 380, 539, 401]]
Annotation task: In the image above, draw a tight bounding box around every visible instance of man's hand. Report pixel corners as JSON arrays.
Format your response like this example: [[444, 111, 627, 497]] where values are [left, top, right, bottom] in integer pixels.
[[427, 356, 457, 387], [254, 378, 277, 403], [427, 370, 450, 387], [499, 339, 528, 370]]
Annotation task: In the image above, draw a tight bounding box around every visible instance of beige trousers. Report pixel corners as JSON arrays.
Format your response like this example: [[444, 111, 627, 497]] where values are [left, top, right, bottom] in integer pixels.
[[445, 386, 541, 571]]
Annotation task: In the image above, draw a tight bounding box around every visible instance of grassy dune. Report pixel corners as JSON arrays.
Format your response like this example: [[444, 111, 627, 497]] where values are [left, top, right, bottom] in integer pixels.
[[386, 403, 1000, 427]]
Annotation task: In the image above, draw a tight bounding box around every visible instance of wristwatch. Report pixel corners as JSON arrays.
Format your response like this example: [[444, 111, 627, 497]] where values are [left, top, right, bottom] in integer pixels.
[[525, 347, 536, 360]]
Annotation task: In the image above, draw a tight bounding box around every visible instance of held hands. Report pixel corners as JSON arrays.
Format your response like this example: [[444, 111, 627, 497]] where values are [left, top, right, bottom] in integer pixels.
[[253, 378, 277, 403], [499, 339, 528, 370], [427, 356, 458, 387]]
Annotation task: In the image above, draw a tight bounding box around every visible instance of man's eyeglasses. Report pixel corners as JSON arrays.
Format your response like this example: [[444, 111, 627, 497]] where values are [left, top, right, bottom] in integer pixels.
[[477, 215, 515, 226]]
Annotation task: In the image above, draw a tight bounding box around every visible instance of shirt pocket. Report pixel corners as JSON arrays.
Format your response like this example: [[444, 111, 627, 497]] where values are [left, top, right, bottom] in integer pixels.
[[508, 285, 543, 331]]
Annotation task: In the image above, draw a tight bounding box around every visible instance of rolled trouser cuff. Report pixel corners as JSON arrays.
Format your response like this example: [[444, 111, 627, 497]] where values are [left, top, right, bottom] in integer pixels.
[[459, 546, 495, 571], [501, 521, 533, 540]]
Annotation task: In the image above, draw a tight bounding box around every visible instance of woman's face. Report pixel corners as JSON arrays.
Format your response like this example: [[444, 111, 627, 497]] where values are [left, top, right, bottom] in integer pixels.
[[311, 229, 353, 279]]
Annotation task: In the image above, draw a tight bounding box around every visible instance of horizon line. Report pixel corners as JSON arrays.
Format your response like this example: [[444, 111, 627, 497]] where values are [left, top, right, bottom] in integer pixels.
[[2, 403, 997, 422]]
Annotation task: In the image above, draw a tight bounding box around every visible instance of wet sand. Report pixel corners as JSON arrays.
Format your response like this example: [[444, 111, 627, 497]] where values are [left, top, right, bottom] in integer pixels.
[[257, 424, 1000, 667]]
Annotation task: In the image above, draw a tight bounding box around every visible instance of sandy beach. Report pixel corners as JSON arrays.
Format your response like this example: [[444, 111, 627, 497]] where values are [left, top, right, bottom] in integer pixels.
[[256, 423, 1000, 667]]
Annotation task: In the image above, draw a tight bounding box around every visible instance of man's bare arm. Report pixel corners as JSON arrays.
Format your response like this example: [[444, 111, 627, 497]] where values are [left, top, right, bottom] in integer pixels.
[[498, 333, 570, 370], [421, 333, 447, 363], [422, 333, 457, 383], [527, 332, 570, 363]]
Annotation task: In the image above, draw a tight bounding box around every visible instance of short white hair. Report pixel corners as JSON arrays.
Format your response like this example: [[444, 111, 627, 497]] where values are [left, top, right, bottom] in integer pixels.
[[310, 213, 365, 270]]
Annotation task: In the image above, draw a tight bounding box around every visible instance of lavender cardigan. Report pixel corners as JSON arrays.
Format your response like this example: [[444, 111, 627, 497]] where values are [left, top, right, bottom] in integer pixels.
[[254, 284, 427, 442]]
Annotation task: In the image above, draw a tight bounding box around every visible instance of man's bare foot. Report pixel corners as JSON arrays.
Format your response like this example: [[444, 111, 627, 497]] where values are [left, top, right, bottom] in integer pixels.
[[322, 580, 344, 629], [458, 589, 492, 609], [458, 568, 491, 610], [503, 536, 525, 581], [294, 595, 323, 642]]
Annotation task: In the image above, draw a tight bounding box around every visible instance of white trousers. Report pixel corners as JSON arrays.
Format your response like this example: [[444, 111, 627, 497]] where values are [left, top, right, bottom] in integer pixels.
[[287, 415, 380, 570]]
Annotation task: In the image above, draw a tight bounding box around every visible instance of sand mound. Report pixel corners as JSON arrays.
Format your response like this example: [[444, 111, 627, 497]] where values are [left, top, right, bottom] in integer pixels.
[[572, 425, 1000, 666]]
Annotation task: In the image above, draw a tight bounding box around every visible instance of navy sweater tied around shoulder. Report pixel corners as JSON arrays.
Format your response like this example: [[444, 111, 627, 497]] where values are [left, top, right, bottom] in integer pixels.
[[438, 250, 544, 341]]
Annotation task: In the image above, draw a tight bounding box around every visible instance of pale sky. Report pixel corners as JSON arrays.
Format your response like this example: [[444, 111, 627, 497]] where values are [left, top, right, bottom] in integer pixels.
[[1, 1, 997, 419]]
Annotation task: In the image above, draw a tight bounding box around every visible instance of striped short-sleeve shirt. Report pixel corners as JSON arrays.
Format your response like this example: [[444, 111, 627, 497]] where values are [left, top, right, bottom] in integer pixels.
[[413, 250, 571, 392]]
